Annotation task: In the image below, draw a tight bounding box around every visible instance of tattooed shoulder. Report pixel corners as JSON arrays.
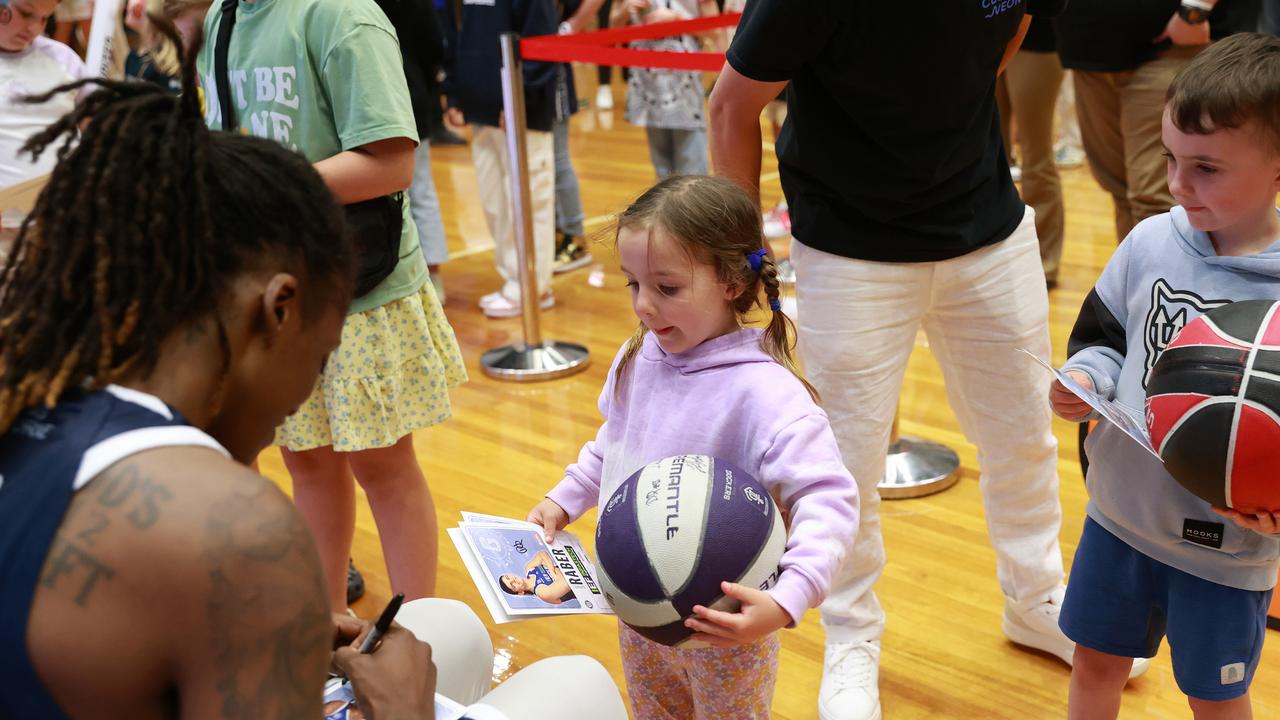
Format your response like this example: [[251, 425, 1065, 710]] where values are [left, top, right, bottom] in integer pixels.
[[200, 467, 330, 719], [38, 452, 330, 719], [40, 460, 176, 607]]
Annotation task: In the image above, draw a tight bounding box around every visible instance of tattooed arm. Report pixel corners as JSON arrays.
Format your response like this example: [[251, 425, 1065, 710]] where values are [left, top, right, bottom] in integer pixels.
[[186, 457, 332, 719], [27, 447, 333, 719]]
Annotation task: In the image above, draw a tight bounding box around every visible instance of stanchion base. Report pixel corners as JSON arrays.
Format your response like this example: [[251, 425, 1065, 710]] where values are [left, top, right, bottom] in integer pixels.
[[481, 341, 590, 382], [879, 435, 961, 499]]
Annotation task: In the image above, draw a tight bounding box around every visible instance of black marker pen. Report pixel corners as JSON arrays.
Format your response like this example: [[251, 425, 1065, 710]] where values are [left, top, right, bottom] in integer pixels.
[[358, 592, 404, 654]]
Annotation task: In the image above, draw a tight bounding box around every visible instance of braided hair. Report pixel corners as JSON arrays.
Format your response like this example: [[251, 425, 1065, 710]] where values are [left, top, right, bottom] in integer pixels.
[[0, 23, 354, 433], [610, 175, 819, 402]]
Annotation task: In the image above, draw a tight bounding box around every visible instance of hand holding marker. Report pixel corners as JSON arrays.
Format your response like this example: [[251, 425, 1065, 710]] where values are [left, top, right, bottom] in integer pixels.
[[359, 592, 405, 654]]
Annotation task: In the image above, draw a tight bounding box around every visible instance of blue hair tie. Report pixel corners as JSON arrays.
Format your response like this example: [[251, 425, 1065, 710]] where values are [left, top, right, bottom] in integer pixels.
[[747, 249, 767, 273], [769, 298, 782, 312]]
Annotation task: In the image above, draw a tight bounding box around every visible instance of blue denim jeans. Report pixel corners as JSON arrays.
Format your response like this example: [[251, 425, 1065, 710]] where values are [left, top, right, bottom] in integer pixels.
[[552, 117, 585, 238], [409, 140, 449, 266]]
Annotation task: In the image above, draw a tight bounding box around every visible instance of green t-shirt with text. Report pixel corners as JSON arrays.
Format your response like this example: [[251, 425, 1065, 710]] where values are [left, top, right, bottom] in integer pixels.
[[198, 0, 426, 314]]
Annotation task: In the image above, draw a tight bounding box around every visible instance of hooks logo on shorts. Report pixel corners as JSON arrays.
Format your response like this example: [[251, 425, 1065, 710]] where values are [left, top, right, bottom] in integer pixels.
[[1142, 279, 1229, 388]]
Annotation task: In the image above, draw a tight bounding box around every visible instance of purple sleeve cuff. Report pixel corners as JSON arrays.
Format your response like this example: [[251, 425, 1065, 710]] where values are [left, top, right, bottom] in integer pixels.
[[766, 570, 819, 629], [546, 475, 599, 522]]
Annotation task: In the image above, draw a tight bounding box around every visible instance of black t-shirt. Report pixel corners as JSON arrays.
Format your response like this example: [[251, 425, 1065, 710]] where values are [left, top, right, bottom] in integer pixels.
[[1057, 0, 1261, 72], [726, 0, 1067, 263], [1022, 14, 1057, 53], [377, 0, 446, 135]]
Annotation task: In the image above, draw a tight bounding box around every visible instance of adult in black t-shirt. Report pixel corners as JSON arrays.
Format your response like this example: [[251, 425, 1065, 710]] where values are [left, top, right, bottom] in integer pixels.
[[709, 3, 1108, 719], [1056, 0, 1260, 242]]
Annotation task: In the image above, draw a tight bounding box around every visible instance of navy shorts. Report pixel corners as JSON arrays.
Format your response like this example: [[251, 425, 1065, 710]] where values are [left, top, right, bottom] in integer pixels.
[[1060, 517, 1273, 701]]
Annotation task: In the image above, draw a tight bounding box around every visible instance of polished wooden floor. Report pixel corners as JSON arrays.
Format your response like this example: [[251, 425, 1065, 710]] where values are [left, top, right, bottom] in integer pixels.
[[258, 78, 1279, 719]]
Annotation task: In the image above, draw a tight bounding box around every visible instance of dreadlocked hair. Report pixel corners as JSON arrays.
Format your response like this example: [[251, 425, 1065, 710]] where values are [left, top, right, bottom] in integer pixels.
[[0, 21, 355, 433], [611, 175, 819, 403]]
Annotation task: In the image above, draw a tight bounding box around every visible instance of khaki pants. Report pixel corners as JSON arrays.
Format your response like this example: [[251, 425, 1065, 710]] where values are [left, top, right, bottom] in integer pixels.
[[1072, 45, 1202, 243], [998, 50, 1066, 282], [471, 125, 555, 300]]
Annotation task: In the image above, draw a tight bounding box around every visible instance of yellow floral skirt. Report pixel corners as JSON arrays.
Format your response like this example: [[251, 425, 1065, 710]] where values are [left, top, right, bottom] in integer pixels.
[[275, 282, 467, 453]]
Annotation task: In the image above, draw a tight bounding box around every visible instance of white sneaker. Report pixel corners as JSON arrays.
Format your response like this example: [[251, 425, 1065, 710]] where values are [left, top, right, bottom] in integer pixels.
[[479, 290, 504, 310], [1055, 144, 1086, 168], [595, 85, 614, 111], [482, 291, 554, 318], [818, 640, 882, 720], [1003, 587, 1150, 680]]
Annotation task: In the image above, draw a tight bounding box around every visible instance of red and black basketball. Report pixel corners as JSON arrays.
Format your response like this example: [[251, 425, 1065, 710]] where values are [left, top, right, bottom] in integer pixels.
[[1145, 300, 1280, 512]]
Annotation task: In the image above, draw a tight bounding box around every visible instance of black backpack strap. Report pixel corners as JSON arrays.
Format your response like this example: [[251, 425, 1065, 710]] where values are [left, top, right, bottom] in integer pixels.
[[214, 0, 239, 131]]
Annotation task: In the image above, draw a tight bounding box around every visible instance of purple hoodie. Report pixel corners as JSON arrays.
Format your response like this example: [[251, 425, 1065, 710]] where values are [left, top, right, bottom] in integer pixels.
[[546, 328, 860, 624]]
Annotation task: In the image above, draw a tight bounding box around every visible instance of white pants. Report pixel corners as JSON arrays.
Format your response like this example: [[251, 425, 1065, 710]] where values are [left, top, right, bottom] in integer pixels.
[[399, 598, 628, 719], [471, 125, 555, 301], [792, 208, 1065, 644]]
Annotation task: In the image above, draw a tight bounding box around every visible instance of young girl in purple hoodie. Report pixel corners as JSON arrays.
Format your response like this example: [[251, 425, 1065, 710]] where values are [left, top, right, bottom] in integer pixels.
[[527, 175, 860, 719]]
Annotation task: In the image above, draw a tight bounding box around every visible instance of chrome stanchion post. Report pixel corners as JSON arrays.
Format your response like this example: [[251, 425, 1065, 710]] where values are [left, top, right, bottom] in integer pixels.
[[480, 33, 590, 382], [878, 409, 961, 499]]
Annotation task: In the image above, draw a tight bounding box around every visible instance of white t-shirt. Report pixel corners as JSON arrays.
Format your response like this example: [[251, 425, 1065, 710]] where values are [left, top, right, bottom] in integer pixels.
[[0, 37, 87, 190]]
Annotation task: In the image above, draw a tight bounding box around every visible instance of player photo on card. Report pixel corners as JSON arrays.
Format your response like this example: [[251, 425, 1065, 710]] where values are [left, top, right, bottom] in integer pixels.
[[449, 515, 613, 622], [469, 526, 583, 610]]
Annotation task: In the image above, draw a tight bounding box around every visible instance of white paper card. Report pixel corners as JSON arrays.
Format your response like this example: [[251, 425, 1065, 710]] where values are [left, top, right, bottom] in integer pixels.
[[1021, 349, 1161, 459]]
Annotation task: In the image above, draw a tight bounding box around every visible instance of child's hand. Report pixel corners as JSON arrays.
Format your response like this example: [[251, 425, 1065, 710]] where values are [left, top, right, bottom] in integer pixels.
[[445, 107, 467, 129], [624, 0, 651, 16], [1212, 507, 1280, 535], [684, 581, 792, 648], [527, 498, 570, 542], [1050, 370, 1094, 421]]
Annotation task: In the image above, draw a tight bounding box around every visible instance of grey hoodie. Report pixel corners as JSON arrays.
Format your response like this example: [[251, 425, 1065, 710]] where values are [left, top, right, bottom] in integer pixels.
[[1064, 206, 1280, 591]]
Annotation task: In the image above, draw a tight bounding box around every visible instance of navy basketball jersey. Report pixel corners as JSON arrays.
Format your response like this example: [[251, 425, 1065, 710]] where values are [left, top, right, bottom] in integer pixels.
[[0, 386, 227, 718]]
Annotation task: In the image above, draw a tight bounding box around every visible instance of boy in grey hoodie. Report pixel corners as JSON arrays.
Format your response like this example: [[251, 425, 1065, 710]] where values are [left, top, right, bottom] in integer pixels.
[[1052, 33, 1280, 720]]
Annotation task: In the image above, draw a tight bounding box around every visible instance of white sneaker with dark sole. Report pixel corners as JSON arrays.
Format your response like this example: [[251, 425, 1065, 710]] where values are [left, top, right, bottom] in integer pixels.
[[818, 640, 882, 720], [1003, 587, 1150, 680]]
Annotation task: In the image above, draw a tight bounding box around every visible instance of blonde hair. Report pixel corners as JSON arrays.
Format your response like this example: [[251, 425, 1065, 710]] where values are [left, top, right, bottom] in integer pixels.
[[139, 0, 212, 78], [611, 175, 819, 402]]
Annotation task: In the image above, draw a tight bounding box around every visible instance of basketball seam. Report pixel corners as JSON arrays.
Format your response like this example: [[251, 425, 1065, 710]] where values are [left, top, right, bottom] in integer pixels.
[[671, 456, 716, 600], [1224, 303, 1279, 507], [1242, 398, 1280, 426], [1198, 315, 1243, 346], [732, 493, 781, 596], [636, 463, 669, 600], [1165, 340, 1249, 351], [1246, 368, 1280, 385], [1155, 396, 1238, 455]]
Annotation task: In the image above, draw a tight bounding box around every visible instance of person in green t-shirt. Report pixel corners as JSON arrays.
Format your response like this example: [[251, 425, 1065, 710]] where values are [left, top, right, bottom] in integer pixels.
[[198, 0, 468, 610]]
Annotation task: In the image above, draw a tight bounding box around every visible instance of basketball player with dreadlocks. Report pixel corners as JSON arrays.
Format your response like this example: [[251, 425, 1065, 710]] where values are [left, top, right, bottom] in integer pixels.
[[0, 28, 437, 719]]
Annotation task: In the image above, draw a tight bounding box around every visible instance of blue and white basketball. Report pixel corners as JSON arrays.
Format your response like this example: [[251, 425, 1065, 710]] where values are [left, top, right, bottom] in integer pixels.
[[595, 454, 786, 647]]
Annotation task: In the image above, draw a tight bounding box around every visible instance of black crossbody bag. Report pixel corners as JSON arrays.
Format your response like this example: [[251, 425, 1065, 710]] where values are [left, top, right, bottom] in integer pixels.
[[214, 0, 403, 298]]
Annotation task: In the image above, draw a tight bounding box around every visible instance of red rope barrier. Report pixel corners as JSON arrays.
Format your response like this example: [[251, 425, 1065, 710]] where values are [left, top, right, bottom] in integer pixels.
[[519, 12, 739, 71]]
